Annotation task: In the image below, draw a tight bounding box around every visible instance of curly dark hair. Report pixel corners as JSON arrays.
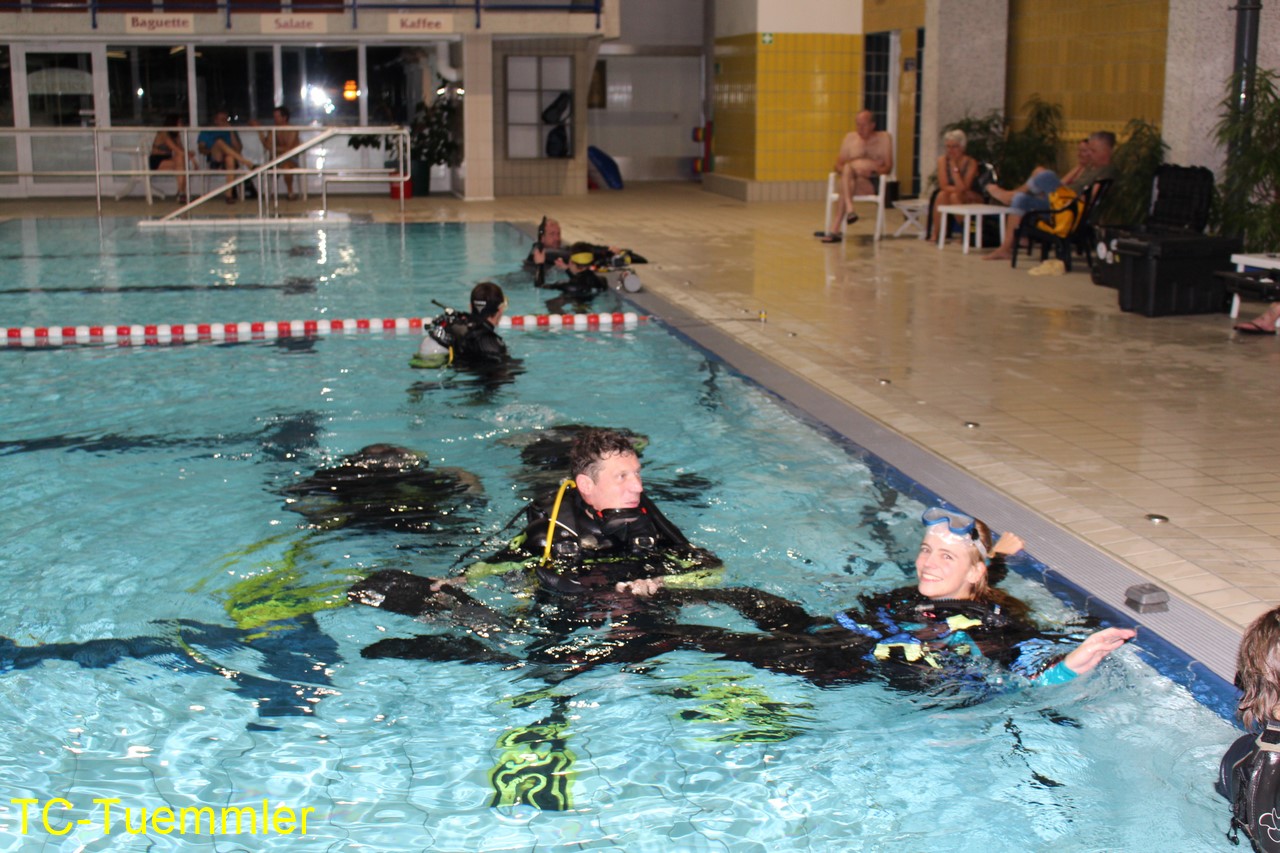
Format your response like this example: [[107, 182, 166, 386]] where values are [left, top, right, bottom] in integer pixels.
[[569, 428, 637, 479], [1237, 606, 1280, 731]]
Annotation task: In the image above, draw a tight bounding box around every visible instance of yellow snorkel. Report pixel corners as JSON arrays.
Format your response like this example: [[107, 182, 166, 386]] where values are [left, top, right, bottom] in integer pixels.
[[541, 479, 577, 565]]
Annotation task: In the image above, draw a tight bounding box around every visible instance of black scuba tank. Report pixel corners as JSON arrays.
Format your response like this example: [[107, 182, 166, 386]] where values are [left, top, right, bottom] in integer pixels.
[[1224, 723, 1280, 852]]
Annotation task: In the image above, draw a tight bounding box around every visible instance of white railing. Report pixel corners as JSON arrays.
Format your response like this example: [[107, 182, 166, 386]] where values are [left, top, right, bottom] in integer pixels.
[[0, 124, 411, 219]]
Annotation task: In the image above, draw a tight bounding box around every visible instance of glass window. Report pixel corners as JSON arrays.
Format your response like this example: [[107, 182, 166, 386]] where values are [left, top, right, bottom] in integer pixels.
[[506, 55, 573, 160], [281, 46, 359, 126], [863, 32, 890, 131], [194, 45, 260, 124], [366, 46, 419, 125], [107, 45, 188, 126], [0, 47, 14, 185]]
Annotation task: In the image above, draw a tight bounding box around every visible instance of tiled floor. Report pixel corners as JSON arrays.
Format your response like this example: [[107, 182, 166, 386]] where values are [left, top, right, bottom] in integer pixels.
[[7, 181, 1275, 665]]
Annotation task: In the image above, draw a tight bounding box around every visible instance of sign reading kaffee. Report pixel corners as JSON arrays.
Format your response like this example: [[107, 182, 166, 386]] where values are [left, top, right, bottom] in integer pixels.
[[389, 14, 452, 34]]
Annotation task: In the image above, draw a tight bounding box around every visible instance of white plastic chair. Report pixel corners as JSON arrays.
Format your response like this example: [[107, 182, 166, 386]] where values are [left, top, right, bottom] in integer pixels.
[[823, 171, 894, 241]]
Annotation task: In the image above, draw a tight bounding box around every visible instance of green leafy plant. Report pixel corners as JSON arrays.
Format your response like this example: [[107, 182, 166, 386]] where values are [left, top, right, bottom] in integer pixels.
[[346, 93, 461, 168], [943, 95, 1063, 187], [1214, 68, 1280, 251], [1100, 118, 1167, 226]]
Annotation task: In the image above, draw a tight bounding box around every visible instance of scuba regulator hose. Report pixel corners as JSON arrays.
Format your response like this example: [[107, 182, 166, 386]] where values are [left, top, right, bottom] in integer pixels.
[[541, 479, 576, 566]]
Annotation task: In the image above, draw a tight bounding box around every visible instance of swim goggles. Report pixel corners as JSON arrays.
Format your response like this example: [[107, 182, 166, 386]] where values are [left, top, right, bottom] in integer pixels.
[[920, 507, 988, 561]]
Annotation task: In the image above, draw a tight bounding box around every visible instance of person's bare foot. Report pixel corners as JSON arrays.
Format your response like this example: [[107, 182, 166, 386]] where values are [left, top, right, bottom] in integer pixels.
[[982, 250, 1012, 261]]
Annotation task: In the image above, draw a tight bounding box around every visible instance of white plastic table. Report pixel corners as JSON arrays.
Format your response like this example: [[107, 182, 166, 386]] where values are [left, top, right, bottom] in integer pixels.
[[1229, 253, 1280, 318], [936, 203, 1013, 254]]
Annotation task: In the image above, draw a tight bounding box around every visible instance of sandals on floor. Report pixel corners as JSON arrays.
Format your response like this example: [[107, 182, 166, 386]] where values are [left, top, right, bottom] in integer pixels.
[[1233, 320, 1277, 335], [846, 213, 859, 225], [820, 233, 842, 243]]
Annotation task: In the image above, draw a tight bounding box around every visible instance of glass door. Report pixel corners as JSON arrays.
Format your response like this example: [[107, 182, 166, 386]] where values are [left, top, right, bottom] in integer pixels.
[[10, 45, 108, 196]]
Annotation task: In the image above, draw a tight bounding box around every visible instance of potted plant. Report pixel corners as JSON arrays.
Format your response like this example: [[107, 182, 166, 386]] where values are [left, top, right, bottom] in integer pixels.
[[1214, 68, 1280, 252], [1099, 118, 1166, 226], [346, 92, 461, 197], [943, 95, 1063, 189], [408, 93, 461, 196]]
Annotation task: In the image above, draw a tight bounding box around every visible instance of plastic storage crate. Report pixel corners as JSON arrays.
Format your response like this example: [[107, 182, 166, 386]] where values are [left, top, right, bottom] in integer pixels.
[[1116, 233, 1241, 316]]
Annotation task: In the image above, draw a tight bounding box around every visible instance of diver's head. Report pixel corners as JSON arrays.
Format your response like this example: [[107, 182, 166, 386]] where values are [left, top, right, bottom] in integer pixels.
[[469, 281, 507, 325], [570, 429, 643, 512], [345, 444, 425, 471], [1236, 606, 1280, 730], [541, 218, 563, 248], [914, 507, 994, 601], [567, 242, 595, 273]]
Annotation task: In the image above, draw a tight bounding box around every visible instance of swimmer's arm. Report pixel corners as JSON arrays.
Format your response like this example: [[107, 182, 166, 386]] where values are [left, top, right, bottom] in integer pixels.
[[1020, 627, 1136, 685]]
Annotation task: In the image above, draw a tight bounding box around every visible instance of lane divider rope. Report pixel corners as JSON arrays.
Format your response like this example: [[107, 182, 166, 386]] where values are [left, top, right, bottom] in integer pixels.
[[3, 313, 648, 347]]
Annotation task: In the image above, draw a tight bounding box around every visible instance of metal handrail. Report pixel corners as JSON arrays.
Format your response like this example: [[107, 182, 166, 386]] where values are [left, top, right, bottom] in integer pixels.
[[0, 124, 410, 217]]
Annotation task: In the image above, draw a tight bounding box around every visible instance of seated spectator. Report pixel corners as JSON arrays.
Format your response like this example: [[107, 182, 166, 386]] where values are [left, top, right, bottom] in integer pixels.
[[198, 109, 257, 203], [1234, 302, 1280, 335], [251, 106, 301, 201], [930, 129, 984, 241], [150, 114, 196, 203], [818, 110, 893, 243], [982, 130, 1117, 261]]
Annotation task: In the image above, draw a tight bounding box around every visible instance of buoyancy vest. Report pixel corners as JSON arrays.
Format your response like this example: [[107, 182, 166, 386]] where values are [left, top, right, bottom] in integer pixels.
[[1222, 723, 1280, 852]]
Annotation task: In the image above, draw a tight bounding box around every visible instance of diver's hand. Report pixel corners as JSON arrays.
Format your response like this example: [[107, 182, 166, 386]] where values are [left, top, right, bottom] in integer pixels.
[[1063, 627, 1136, 675], [992, 532, 1025, 556], [616, 577, 664, 597], [532, 246, 546, 265]]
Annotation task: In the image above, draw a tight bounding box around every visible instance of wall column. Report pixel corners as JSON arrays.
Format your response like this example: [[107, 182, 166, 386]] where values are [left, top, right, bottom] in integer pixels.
[[461, 33, 494, 201], [920, 0, 1007, 176]]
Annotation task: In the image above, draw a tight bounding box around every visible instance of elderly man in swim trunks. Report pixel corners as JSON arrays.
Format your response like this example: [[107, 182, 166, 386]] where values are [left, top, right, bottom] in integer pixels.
[[251, 105, 302, 201], [818, 110, 894, 243], [982, 130, 1117, 261]]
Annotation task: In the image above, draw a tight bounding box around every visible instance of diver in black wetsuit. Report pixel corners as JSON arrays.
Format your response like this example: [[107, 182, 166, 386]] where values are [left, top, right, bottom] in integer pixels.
[[453, 281, 509, 365], [349, 429, 809, 676], [524, 216, 647, 288], [540, 243, 608, 315], [280, 443, 484, 535], [669, 507, 1135, 699], [0, 616, 338, 720], [1219, 605, 1280, 852]]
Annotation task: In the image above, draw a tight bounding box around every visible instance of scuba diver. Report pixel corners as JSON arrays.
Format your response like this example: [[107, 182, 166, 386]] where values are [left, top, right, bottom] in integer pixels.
[[280, 443, 485, 537], [524, 216, 648, 289], [0, 615, 339, 722], [1219, 604, 1280, 852], [348, 428, 807, 679], [413, 281, 509, 369], [538, 242, 609, 315], [661, 507, 1135, 701], [409, 282, 523, 401]]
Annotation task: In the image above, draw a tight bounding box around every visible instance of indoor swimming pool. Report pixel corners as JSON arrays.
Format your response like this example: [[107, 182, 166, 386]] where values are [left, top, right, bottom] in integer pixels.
[[0, 219, 1243, 851]]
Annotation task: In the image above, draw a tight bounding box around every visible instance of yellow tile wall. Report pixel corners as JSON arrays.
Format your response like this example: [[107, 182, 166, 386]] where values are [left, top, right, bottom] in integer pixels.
[[713, 34, 758, 180], [1008, 0, 1167, 169], [864, 0, 924, 34], [715, 32, 863, 182]]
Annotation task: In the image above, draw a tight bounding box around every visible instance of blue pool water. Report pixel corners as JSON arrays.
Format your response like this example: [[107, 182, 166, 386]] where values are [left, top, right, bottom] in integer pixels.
[[0, 219, 1243, 851]]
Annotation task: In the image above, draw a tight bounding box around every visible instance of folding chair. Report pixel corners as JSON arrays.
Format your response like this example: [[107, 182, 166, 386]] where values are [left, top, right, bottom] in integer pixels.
[[823, 171, 895, 241]]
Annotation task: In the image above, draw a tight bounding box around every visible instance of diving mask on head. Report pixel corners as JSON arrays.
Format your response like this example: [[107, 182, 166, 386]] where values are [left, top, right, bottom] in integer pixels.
[[921, 507, 988, 561]]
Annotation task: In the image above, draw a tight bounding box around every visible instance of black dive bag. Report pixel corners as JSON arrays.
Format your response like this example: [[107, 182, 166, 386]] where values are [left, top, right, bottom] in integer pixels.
[[1223, 724, 1280, 852]]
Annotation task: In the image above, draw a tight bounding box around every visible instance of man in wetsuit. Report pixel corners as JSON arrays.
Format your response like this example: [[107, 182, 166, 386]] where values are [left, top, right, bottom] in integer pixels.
[[452, 281, 509, 365], [348, 429, 734, 674]]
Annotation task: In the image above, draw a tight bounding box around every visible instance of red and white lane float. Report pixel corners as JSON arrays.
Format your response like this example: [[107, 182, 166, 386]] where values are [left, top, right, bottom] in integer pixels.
[[3, 313, 645, 348]]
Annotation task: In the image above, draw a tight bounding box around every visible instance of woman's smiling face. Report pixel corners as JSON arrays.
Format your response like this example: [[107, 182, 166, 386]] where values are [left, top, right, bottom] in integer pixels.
[[915, 531, 985, 600]]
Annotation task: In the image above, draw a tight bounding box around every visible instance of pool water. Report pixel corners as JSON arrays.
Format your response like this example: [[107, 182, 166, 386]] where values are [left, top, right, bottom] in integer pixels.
[[0, 219, 1242, 851]]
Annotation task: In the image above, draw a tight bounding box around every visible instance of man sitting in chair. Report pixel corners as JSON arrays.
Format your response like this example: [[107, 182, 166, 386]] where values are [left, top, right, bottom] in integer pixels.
[[818, 110, 893, 244], [981, 130, 1117, 262], [198, 110, 257, 204]]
